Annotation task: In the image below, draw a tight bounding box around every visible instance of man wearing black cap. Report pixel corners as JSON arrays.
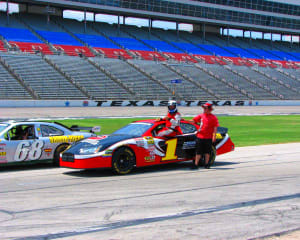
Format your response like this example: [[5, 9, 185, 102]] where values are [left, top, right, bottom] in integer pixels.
[[191, 103, 219, 169]]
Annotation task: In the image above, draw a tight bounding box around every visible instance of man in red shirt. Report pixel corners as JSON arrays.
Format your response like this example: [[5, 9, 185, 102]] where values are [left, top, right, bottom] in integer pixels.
[[157, 100, 183, 138], [192, 103, 219, 169]]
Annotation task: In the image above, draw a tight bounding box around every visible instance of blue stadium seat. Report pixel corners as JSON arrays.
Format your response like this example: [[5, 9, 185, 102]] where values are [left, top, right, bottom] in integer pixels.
[[246, 49, 282, 60], [36, 30, 82, 46], [269, 50, 299, 61], [110, 37, 151, 51], [223, 47, 258, 58], [76, 34, 120, 49], [0, 27, 42, 43], [142, 39, 183, 53], [198, 44, 236, 57], [171, 42, 211, 55]]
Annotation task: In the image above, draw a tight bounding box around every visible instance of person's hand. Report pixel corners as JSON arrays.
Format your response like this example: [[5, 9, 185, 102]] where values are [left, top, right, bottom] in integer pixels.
[[212, 135, 216, 143], [156, 118, 162, 122]]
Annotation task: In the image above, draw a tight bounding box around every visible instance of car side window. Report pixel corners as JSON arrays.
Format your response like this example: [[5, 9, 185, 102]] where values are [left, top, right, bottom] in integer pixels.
[[180, 123, 197, 134], [41, 125, 64, 137], [152, 123, 165, 137], [7, 125, 36, 140]]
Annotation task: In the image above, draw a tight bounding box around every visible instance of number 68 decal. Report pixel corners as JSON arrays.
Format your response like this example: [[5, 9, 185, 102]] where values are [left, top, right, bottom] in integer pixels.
[[14, 140, 44, 161]]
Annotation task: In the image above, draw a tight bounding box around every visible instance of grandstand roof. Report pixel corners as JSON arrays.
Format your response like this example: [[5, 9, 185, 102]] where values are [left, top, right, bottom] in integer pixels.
[[10, 0, 300, 34]]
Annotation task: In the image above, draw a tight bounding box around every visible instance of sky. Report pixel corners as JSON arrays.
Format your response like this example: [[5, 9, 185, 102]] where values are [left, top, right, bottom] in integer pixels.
[[0, 1, 298, 42]]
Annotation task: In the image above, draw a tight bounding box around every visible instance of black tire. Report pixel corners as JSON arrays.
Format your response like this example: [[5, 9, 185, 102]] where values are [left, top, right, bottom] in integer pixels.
[[208, 146, 216, 166], [196, 146, 216, 167], [53, 144, 69, 166], [112, 147, 136, 175]]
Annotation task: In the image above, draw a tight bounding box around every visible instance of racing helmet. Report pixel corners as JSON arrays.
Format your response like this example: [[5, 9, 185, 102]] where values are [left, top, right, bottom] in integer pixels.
[[168, 100, 177, 114]]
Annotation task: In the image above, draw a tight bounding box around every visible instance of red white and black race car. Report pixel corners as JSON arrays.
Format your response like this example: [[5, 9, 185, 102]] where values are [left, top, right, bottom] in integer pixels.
[[60, 119, 234, 174]]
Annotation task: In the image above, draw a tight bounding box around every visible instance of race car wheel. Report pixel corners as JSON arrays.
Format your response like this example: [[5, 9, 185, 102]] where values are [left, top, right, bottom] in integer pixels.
[[197, 146, 216, 167], [208, 146, 216, 166], [53, 144, 69, 166], [112, 147, 136, 175]]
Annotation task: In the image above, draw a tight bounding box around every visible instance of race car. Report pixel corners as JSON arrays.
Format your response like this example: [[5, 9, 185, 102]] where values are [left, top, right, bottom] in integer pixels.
[[60, 119, 234, 174], [0, 121, 99, 166]]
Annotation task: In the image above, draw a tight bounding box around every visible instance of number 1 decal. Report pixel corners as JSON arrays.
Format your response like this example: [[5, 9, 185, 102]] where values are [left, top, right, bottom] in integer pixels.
[[162, 138, 178, 161]]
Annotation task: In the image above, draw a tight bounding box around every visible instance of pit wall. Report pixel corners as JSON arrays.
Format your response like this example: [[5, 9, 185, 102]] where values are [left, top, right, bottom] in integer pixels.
[[1, 100, 300, 107]]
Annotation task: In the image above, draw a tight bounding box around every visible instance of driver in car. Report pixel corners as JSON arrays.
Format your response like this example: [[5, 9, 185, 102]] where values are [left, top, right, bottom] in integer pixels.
[[157, 100, 183, 138]]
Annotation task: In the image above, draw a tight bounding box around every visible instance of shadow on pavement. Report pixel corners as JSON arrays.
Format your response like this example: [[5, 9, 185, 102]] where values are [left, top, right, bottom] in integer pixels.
[[63, 161, 239, 178], [0, 163, 56, 172]]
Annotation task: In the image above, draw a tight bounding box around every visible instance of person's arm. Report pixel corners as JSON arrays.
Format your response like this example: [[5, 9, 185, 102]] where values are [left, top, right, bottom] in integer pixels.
[[212, 117, 219, 143], [212, 126, 217, 143], [156, 115, 169, 122], [192, 115, 201, 124]]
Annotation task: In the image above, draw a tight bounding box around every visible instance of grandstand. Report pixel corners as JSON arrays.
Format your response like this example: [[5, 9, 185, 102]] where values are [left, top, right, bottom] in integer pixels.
[[0, 0, 299, 100]]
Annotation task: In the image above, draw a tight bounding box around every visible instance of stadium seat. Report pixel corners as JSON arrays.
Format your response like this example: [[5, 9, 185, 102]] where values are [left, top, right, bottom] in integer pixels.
[[9, 41, 53, 55], [221, 57, 244, 66], [0, 40, 7, 52], [37, 30, 82, 46], [246, 48, 282, 60], [93, 48, 132, 59], [164, 53, 198, 63], [193, 55, 216, 64], [75, 34, 120, 49], [53, 45, 94, 57], [171, 42, 211, 55], [110, 37, 152, 51], [0, 27, 42, 43], [142, 39, 183, 53], [198, 44, 236, 57], [129, 50, 166, 61]]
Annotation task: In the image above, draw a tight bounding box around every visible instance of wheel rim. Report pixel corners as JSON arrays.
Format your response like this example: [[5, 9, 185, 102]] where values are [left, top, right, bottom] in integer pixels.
[[117, 153, 131, 170]]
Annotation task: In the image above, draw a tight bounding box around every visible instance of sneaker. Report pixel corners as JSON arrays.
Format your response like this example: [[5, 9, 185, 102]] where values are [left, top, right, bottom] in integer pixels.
[[190, 164, 199, 170], [204, 164, 210, 169]]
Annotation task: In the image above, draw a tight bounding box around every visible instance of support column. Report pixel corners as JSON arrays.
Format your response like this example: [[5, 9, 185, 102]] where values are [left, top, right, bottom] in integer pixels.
[[227, 27, 229, 45], [270, 32, 273, 49], [123, 16, 125, 25], [93, 13, 96, 22], [202, 23, 206, 42], [6, 0, 9, 26], [47, 4, 50, 27], [118, 15, 120, 35], [148, 18, 152, 37], [176, 22, 179, 39], [84, 9, 87, 33], [249, 31, 252, 47]]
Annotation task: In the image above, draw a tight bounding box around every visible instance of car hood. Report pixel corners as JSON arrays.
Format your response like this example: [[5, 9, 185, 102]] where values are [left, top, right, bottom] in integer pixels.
[[64, 134, 139, 156], [93, 134, 138, 149]]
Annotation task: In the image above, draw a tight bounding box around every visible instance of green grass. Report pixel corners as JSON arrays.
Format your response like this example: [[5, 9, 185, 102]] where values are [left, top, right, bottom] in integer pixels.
[[53, 115, 300, 147]]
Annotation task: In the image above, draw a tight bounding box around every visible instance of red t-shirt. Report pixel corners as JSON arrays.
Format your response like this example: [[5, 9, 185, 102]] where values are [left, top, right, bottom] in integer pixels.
[[193, 113, 219, 139]]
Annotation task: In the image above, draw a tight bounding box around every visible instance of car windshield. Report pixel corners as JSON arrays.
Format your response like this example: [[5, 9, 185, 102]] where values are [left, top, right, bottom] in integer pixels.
[[0, 124, 9, 133], [113, 123, 153, 136]]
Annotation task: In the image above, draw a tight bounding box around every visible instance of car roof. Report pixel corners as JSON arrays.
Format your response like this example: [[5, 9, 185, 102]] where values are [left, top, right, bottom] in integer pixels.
[[0, 121, 62, 126], [133, 119, 156, 124]]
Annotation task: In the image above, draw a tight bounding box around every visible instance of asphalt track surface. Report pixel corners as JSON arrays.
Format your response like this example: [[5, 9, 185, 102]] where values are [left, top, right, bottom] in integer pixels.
[[0, 106, 299, 240]]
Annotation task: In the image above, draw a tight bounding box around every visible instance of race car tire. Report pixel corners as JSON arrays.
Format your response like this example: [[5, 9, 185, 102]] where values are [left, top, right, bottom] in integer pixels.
[[53, 144, 69, 166], [208, 146, 216, 166], [112, 147, 136, 175], [197, 146, 216, 167]]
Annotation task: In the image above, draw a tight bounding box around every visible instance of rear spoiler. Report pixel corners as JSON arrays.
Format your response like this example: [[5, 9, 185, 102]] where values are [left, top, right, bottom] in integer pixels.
[[217, 127, 228, 135], [70, 125, 101, 133]]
